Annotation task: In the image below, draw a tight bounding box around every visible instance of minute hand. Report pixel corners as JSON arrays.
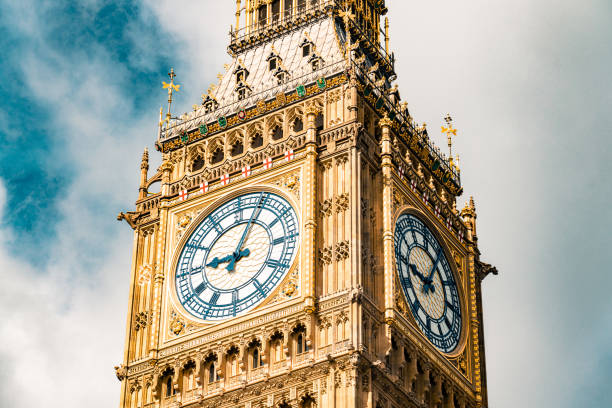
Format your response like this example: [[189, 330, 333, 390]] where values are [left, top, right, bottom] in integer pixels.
[[227, 193, 266, 271], [427, 248, 443, 280]]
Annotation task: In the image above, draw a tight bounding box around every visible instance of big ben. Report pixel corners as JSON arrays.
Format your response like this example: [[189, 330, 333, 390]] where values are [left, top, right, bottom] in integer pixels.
[[116, 1, 497, 407]]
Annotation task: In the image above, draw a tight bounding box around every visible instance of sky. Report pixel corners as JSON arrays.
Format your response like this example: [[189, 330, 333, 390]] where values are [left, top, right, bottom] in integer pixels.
[[0, 0, 610, 407]]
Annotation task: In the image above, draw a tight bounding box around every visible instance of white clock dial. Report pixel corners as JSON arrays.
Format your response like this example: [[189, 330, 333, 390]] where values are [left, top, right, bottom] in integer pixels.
[[175, 192, 299, 321]]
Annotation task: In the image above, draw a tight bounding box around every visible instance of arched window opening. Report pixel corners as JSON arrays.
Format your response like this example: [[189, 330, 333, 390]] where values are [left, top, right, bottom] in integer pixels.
[[272, 125, 283, 141], [183, 361, 197, 391], [251, 132, 263, 148], [297, 0, 306, 14], [258, 5, 267, 29], [166, 377, 173, 397], [252, 348, 260, 369], [299, 394, 316, 408], [231, 140, 244, 156], [271, 0, 280, 23], [293, 117, 303, 133], [293, 324, 308, 355], [192, 155, 204, 172], [269, 57, 278, 71], [226, 346, 240, 377], [270, 332, 284, 363], [208, 363, 216, 384], [211, 147, 224, 164], [315, 112, 324, 131], [284, 0, 292, 19]]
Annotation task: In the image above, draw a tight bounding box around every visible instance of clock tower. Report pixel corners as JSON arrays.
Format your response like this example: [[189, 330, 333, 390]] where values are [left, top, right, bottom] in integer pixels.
[[116, 1, 497, 408]]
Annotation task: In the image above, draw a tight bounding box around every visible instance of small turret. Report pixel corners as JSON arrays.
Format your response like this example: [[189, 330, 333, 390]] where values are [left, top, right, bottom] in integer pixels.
[[139, 147, 149, 200], [461, 196, 477, 242]]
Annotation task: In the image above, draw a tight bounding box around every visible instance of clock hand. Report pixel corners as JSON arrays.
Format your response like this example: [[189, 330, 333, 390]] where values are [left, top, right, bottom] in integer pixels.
[[426, 248, 443, 281], [227, 193, 266, 272], [225, 248, 250, 272], [410, 264, 436, 294], [206, 254, 234, 268], [409, 264, 427, 282]]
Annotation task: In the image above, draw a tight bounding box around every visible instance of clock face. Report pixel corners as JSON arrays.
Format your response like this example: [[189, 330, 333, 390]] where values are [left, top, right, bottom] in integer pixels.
[[394, 213, 462, 353], [175, 191, 299, 321]]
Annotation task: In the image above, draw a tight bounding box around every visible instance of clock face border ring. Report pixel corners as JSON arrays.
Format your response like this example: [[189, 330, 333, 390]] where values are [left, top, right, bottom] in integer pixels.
[[168, 184, 302, 324], [392, 204, 468, 358]]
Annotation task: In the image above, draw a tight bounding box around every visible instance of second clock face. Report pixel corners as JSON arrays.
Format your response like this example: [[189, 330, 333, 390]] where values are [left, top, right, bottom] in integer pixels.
[[175, 191, 299, 321], [394, 213, 462, 353]]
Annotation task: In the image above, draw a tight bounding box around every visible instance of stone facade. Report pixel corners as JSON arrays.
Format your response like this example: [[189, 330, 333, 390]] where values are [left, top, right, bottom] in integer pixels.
[[116, 1, 496, 407]]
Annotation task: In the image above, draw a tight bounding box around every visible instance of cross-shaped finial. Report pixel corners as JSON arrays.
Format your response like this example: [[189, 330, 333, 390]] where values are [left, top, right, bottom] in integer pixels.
[[441, 114, 458, 161], [162, 67, 181, 124]]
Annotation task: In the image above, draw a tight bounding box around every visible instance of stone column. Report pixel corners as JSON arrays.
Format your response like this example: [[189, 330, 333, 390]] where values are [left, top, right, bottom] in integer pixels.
[[303, 103, 320, 314], [379, 115, 396, 326]]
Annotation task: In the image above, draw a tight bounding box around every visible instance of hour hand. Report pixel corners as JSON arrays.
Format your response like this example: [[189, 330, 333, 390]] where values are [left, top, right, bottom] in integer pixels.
[[409, 264, 426, 282], [410, 264, 435, 294], [226, 248, 251, 272], [206, 255, 233, 268]]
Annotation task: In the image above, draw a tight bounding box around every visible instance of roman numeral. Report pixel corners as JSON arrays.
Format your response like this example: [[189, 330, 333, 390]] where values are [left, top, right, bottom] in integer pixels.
[[400, 275, 412, 289], [186, 244, 210, 251], [253, 280, 266, 296], [209, 292, 220, 305], [411, 300, 421, 315], [194, 282, 207, 295], [446, 300, 459, 314]]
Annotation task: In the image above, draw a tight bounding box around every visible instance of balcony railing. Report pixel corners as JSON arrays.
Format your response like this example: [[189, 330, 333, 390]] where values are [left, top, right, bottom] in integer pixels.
[[229, 0, 333, 49]]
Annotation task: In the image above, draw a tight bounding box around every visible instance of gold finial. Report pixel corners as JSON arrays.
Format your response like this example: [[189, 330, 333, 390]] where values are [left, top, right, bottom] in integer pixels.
[[217, 73, 224, 81], [338, 7, 355, 58], [162, 68, 180, 124], [236, 0, 241, 32], [192, 104, 199, 111], [384, 17, 390, 55], [442, 114, 458, 159], [142, 147, 149, 165]]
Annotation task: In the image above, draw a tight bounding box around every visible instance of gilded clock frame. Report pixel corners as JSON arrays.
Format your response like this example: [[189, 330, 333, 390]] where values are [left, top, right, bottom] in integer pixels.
[[167, 184, 303, 326], [392, 205, 469, 358]]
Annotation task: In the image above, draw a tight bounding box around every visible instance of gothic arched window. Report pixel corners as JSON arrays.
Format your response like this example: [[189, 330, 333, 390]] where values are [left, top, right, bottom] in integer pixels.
[[315, 112, 324, 131], [251, 132, 263, 148], [166, 377, 172, 397], [231, 140, 244, 156], [284, 0, 293, 18], [297, 0, 306, 13], [252, 348, 260, 369], [271, 0, 280, 23], [208, 363, 216, 384], [272, 125, 283, 140], [192, 155, 204, 172], [293, 117, 303, 132], [211, 147, 224, 164], [258, 5, 267, 29]]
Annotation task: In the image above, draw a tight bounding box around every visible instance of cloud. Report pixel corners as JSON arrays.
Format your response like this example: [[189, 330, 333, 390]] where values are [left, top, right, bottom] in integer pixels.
[[0, 0, 171, 406]]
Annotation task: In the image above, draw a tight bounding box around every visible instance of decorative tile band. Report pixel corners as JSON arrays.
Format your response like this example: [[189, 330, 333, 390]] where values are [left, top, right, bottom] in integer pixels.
[[159, 74, 348, 154]]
